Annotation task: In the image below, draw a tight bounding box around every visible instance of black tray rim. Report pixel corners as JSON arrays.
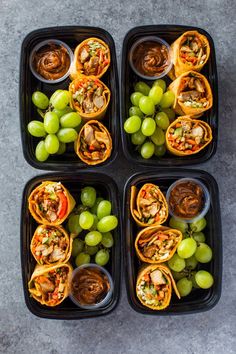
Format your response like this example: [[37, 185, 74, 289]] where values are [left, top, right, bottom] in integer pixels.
[[120, 24, 219, 167], [19, 26, 119, 171], [21, 171, 122, 320], [123, 168, 222, 315]]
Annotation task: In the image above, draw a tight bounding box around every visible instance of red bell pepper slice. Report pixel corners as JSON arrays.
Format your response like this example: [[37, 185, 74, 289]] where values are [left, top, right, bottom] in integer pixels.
[[57, 192, 68, 219]]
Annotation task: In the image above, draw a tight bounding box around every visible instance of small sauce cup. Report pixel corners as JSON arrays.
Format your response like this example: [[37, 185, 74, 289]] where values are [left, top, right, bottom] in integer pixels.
[[29, 39, 73, 84], [69, 264, 114, 310], [166, 178, 210, 223]]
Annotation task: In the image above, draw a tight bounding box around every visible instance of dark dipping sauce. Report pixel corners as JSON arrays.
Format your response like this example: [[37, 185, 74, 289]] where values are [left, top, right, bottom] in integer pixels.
[[169, 181, 204, 219], [71, 267, 110, 306], [33, 43, 70, 81], [132, 41, 169, 77]]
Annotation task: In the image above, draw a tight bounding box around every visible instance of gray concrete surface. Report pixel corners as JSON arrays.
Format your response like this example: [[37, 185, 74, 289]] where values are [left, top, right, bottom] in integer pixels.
[[0, 0, 236, 353]]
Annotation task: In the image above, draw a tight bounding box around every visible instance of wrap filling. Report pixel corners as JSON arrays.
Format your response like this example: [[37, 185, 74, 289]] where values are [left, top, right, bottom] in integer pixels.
[[31, 225, 69, 264], [79, 39, 110, 76], [177, 74, 209, 109], [180, 34, 207, 66]]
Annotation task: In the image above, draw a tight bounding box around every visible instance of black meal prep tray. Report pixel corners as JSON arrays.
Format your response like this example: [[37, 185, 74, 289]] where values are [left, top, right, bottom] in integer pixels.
[[21, 172, 121, 319], [120, 25, 218, 166], [19, 26, 119, 170], [123, 169, 222, 315]]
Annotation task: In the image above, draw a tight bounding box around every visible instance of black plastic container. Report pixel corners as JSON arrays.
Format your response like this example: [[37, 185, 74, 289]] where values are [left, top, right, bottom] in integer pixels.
[[123, 169, 222, 315], [20, 26, 119, 170], [21, 172, 121, 319], [120, 25, 218, 166]]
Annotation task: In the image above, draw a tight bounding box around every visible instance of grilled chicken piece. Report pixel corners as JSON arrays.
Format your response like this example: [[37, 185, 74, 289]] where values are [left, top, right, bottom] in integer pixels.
[[83, 97, 94, 113], [178, 90, 201, 102], [39, 278, 55, 293], [180, 45, 192, 52], [47, 211, 57, 222], [50, 247, 65, 262], [84, 124, 95, 144], [195, 79, 205, 93], [41, 245, 54, 257], [182, 121, 192, 132], [143, 245, 157, 258], [191, 126, 204, 138], [188, 77, 196, 89], [93, 95, 104, 109], [142, 202, 160, 218], [88, 56, 99, 69], [80, 48, 90, 63], [190, 41, 199, 52], [150, 270, 166, 285]]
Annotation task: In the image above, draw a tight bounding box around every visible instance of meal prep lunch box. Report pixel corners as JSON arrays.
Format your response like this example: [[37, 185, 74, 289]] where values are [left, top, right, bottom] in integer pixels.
[[19, 26, 119, 170], [120, 25, 218, 166], [21, 172, 121, 319], [123, 168, 222, 315]]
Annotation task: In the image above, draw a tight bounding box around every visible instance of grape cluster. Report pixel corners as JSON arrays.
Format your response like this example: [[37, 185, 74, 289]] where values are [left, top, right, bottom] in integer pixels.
[[28, 90, 82, 161], [168, 216, 214, 296], [69, 186, 118, 267], [124, 79, 176, 159]]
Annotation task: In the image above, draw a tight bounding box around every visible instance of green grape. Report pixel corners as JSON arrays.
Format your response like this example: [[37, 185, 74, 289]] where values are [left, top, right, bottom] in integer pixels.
[[95, 249, 110, 266], [84, 244, 99, 256], [44, 111, 59, 134], [44, 134, 59, 154], [162, 108, 175, 121], [75, 252, 90, 266], [139, 96, 155, 115], [27, 121, 46, 137], [150, 127, 165, 146], [97, 200, 112, 220], [168, 254, 186, 272], [124, 115, 142, 134], [172, 270, 187, 281], [159, 91, 175, 108], [60, 112, 81, 128], [130, 92, 143, 106], [134, 81, 150, 96], [195, 270, 214, 289], [97, 215, 118, 233], [169, 217, 188, 233], [74, 204, 89, 214], [148, 86, 163, 105], [35, 141, 49, 162], [129, 106, 144, 118], [141, 118, 156, 136], [189, 271, 199, 288], [53, 106, 72, 118], [195, 243, 212, 263], [72, 239, 84, 257], [153, 79, 166, 92], [131, 130, 146, 145], [89, 215, 99, 231], [68, 214, 82, 235], [57, 128, 77, 143], [79, 211, 94, 230], [81, 186, 96, 207], [190, 218, 207, 232], [85, 230, 102, 246], [185, 255, 198, 270], [140, 141, 155, 159], [177, 238, 197, 259], [101, 232, 114, 248], [56, 142, 66, 155], [50, 90, 70, 110], [155, 112, 170, 130], [177, 277, 193, 296], [90, 197, 104, 214], [154, 144, 166, 157], [32, 91, 49, 109], [192, 232, 206, 243]]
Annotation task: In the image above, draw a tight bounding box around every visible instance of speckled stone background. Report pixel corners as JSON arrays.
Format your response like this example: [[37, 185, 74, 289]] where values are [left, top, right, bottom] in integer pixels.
[[0, 0, 236, 353]]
